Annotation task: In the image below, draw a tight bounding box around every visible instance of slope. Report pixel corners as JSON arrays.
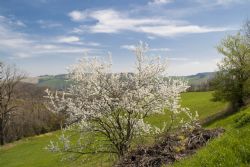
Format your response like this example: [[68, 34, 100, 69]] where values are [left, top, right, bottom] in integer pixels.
[[0, 91, 227, 167], [171, 106, 250, 167]]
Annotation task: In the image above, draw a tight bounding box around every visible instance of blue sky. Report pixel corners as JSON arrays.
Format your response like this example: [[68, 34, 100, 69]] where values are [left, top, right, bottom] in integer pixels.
[[0, 0, 249, 76]]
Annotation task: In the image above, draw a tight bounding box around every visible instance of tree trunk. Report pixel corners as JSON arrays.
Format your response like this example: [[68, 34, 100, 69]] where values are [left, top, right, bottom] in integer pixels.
[[237, 82, 245, 107], [237, 98, 244, 108], [0, 123, 4, 145]]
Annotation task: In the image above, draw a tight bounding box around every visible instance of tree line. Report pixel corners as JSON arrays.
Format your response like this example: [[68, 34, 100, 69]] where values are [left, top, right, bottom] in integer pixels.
[[0, 63, 64, 145]]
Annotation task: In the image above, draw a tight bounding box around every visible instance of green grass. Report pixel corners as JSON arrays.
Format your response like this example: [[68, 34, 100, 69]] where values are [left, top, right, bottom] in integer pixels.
[[0, 91, 227, 167], [0, 133, 63, 167], [38, 78, 69, 90], [171, 106, 250, 167], [147, 91, 227, 127]]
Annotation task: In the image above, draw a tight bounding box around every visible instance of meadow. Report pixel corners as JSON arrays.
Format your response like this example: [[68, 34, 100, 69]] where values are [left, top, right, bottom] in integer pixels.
[[0, 91, 228, 167]]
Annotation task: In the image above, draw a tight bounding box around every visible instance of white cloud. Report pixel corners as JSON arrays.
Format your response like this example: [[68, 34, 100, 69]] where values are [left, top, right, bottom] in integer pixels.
[[0, 16, 99, 59], [121, 44, 170, 52], [37, 20, 62, 28], [148, 0, 173, 5], [120, 45, 136, 51], [16, 20, 26, 27], [55, 36, 101, 46], [57, 36, 80, 43], [147, 36, 156, 40], [68, 10, 88, 21], [167, 57, 188, 61], [150, 48, 171, 51], [70, 9, 164, 33], [69, 9, 234, 37], [138, 25, 231, 37], [0, 15, 26, 27], [69, 9, 171, 33]]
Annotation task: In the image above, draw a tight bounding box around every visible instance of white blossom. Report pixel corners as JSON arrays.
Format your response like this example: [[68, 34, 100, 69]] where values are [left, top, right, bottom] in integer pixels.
[[45, 42, 196, 158]]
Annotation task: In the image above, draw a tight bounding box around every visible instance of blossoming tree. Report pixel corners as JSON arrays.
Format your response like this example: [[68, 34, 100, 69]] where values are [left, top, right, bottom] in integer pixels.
[[45, 42, 196, 159]]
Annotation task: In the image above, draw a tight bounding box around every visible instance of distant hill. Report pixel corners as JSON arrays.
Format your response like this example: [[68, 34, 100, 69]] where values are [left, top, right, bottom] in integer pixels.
[[37, 74, 69, 90], [22, 72, 216, 90], [183, 72, 215, 86]]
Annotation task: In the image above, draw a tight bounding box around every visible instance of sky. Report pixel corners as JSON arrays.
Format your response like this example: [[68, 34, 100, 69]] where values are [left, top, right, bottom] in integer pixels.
[[0, 0, 250, 76]]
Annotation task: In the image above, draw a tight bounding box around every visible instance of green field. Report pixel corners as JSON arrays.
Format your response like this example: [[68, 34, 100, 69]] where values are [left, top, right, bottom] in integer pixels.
[[171, 106, 250, 167], [0, 91, 228, 167], [37, 75, 69, 90]]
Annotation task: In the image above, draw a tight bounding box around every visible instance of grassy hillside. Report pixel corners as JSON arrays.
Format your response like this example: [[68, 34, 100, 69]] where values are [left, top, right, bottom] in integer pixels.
[[171, 106, 250, 167], [184, 72, 215, 85], [0, 91, 227, 167], [37, 75, 69, 90], [147, 91, 227, 127]]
